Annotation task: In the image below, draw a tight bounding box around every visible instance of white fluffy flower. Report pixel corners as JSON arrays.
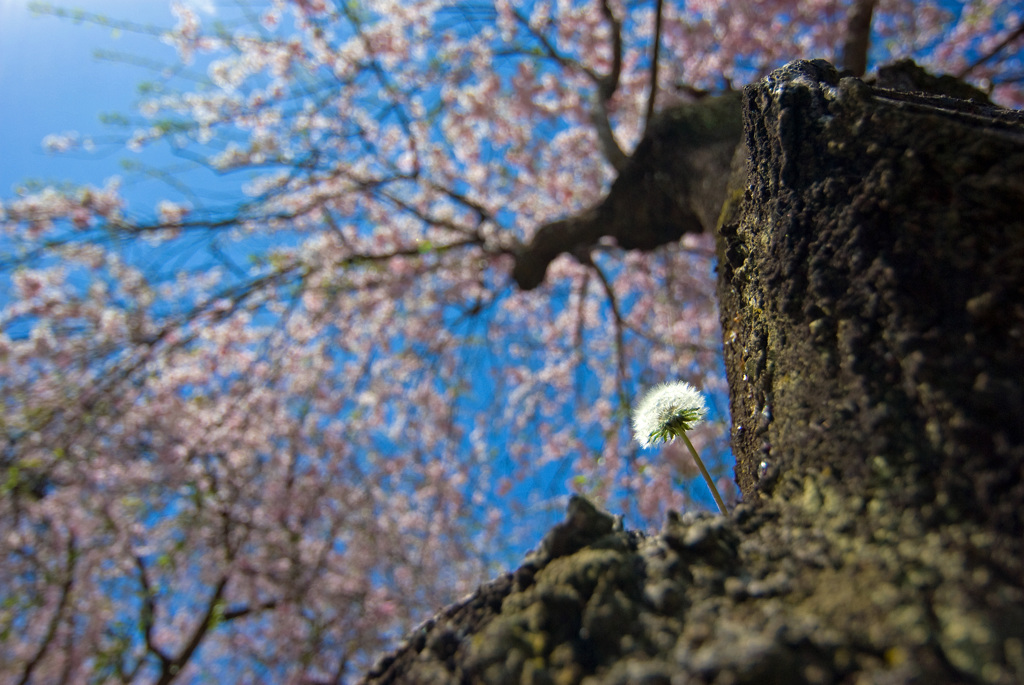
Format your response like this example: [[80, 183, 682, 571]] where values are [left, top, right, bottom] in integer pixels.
[[632, 381, 708, 449], [631, 381, 727, 514]]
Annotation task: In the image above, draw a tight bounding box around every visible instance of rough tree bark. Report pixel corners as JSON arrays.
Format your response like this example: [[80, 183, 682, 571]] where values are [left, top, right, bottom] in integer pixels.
[[359, 61, 1024, 685]]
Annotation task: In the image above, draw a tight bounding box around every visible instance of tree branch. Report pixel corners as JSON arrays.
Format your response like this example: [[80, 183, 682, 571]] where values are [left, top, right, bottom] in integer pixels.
[[643, 0, 665, 135], [588, 257, 629, 412], [16, 534, 76, 685], [957, 20, 1024, 79], [155, 577, 229, 685], [839, 0, 876, 77], [589, 101, 630, 173], [513, 92, 744, 290], [509, 4, 627, 171], [591, 0, 628, 172], [135, 554, 174, 668]]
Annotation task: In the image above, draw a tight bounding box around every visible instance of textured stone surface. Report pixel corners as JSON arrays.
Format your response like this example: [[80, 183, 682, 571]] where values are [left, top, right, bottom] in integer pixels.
[[360, 62, 1024, 685]]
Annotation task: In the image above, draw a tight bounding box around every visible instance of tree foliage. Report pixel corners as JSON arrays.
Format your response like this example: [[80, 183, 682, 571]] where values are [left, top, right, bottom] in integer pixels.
[[1, 0, 1021, 681]]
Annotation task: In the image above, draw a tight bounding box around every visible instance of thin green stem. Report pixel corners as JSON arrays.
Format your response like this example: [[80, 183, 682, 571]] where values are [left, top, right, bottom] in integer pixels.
[[681, 432, 728, 515]]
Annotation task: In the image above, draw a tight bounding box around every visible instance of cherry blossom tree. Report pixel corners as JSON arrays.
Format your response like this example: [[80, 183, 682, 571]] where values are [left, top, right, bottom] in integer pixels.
[[2, 0, 1021, 682]]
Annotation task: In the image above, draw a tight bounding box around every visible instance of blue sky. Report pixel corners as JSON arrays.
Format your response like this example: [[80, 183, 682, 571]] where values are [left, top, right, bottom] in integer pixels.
[[0, 0, 215, 199]]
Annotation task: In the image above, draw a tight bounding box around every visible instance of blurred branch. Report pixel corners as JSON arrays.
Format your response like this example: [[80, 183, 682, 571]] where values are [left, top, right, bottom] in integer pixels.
[[15, 535, 76, 685], [512, 4, 628, 171], [643, 0, 665, 136], [135, 554, 174, 671], [513, 92, 744, 290], [28, 2, 167, 36], [588, 256, 629, 412], [958, 20, 1024, 79], [840, 0, 875, 77], [591, 0, 628, 172], [155, 577, 228, 685]]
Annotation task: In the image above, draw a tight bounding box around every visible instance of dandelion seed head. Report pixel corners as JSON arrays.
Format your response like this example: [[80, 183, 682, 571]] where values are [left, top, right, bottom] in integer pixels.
[[632, 381, 708, 449]]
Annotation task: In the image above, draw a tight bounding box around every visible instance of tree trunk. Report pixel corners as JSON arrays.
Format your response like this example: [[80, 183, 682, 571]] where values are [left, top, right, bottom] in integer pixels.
[[359, 61, 1024, 685], [721, 59, 1024, 528]]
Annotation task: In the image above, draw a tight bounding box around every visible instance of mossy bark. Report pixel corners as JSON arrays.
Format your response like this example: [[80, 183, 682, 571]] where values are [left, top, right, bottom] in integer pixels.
[[360, 61, 1024, 685], [718, 59, 1024, 533]]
